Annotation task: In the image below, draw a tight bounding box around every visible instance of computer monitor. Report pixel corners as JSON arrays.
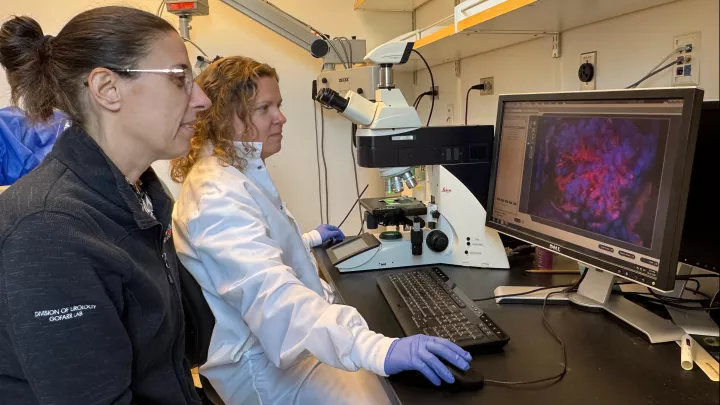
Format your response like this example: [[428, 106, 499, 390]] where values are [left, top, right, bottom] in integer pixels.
[[679, 101, 719, 274], [484, 88, 704, 343]]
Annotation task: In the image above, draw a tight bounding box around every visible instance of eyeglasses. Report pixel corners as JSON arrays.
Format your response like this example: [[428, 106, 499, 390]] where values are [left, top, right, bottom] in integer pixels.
[[110, 68, 194, 95]]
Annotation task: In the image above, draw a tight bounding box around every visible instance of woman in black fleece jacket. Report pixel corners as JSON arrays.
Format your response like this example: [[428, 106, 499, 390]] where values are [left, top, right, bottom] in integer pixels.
[[0, 6, 210, 405]]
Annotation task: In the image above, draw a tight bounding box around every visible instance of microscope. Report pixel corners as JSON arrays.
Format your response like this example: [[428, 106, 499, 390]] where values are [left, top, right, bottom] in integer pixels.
[[314, 41, 509, 273]]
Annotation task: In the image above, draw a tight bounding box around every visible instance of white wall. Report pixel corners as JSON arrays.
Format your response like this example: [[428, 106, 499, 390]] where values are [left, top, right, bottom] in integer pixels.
[[412, 0, 719, 126], [0, 0, 413, 233]]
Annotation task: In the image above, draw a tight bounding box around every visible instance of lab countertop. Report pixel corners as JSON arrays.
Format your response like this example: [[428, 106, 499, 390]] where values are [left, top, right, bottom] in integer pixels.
[[313, 247, 720, 405]]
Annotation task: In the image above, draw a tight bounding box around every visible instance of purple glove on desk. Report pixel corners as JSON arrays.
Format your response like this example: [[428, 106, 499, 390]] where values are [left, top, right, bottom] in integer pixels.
[[384, 335, 472, 385], [316, 224, 345, 243]]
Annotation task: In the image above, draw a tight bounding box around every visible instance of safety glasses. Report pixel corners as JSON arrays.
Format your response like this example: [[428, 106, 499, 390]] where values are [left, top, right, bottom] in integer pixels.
[[110, 68, 194, 95]]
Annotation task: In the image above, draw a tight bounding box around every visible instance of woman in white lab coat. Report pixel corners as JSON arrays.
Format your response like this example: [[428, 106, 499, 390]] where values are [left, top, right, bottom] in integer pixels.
[[170, 56, 472, 405]]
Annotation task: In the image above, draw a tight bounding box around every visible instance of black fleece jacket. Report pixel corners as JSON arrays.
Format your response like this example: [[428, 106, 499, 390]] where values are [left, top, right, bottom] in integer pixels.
[[0, 125, 201, 405]]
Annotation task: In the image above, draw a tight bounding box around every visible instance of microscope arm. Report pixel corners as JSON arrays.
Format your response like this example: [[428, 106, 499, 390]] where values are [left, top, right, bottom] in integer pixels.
[[313, 40, 426, 193]]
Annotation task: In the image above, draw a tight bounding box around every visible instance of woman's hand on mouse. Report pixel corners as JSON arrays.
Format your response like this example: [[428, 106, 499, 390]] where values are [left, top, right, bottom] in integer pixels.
[[383, 335, 472, 385]]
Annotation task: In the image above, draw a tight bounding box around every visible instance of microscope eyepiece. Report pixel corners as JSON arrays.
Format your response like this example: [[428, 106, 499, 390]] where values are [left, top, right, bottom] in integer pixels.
[[314, 88, 349, 113]]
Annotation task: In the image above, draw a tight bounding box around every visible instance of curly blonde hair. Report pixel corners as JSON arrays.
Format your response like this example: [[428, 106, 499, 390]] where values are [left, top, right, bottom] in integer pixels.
[[171, 56, 279, 183]]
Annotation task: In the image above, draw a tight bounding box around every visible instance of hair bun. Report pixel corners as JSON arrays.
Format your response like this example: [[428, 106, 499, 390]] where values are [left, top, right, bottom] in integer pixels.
[[1, 7, 176, 124], [0, 16, 46, 72], [38, 35, 54, 53]]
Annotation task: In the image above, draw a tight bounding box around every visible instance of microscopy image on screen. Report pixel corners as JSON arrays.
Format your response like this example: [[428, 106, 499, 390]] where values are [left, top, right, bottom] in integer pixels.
[[526, 116, 668, 248]]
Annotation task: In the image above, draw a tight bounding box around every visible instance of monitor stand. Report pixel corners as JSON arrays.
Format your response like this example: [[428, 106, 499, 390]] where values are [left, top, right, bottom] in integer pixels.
[[662, 264, 720, 337], [494, 267, 685, 344]]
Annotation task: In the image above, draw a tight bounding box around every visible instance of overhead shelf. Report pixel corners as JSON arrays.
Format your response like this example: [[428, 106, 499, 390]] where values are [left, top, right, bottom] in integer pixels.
[[396, 0, 681, 71], [354, 0, 433, 12]]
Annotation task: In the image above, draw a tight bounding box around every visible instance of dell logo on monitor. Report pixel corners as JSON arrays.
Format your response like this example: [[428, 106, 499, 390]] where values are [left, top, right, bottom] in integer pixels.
[[549, 244, 561, 252]]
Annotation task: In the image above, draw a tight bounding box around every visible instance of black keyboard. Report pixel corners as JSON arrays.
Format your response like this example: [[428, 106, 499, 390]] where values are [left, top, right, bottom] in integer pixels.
[[378, 267, 510, 353]]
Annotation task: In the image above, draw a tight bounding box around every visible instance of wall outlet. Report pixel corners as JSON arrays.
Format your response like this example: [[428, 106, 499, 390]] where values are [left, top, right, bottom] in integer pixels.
[[476, 77, 494, 95], [445, 104, 454, 125], [433, 86, 439, 100], [579, 51, 597, 90], [672, 32, 700, 86]]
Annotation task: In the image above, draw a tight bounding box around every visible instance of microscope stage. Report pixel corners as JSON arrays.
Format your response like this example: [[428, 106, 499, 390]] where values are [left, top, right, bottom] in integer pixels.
[[359, 197, 427, 217]]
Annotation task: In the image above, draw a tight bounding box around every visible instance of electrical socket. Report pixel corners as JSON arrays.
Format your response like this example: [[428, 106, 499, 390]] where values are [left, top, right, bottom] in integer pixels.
[[476, 77, 494, 95], [433, 86, 439, 100], [672, 32, 700, 86], [445, 104, 454, 125], [579, 51, 597, 90]]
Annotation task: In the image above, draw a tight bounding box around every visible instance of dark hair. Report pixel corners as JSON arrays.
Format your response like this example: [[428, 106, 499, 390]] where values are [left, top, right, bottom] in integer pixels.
[[0, 6, 176, 123]]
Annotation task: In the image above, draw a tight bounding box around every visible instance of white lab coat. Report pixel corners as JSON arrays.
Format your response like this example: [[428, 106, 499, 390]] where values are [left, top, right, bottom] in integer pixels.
[[172, 142, 395, 405]]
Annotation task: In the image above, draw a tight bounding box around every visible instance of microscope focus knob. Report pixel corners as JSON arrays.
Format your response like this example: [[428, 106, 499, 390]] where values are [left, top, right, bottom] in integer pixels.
[[426, 230, 449, 253], [431, 210, 441, 219]]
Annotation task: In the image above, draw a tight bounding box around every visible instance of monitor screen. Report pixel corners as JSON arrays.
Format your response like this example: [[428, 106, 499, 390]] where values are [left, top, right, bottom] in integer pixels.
[[679, 101, 720, 273], [487, 90, 702, 290]]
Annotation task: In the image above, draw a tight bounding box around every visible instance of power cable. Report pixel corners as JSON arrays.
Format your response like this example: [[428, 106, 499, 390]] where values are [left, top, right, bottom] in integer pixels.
[[320, 108, 329, 223], [338, 185, 369, 229], [334, 37, 351, 69], [183, 38, 209, 57], [337, 37, 354, 66], [313, 103, 325, 224], [677, 274, 720, 279], [411, 49, 434, 127], [465, 82, 489, 125], [350, 124, 363, 232], [472, 272, 718, 387], [157, 0, 166, 16], [620, 292, 719, 311], [414, 91, 432, 110], [323, 36, 348, 69]]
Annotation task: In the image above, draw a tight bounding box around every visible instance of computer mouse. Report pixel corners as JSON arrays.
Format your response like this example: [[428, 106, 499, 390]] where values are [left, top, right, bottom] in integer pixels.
[[390, 360, 484, 391], [444, 360, 485, 391]]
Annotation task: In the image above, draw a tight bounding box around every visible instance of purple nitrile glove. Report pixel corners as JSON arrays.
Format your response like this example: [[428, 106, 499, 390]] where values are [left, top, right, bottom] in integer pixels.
[[384, 335, 472, 386], [316, 224, 345, 243]]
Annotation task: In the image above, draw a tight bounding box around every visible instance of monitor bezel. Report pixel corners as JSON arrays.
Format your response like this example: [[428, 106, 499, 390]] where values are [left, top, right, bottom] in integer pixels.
[[678, 100, 720, 273], [486, 88, 705, 291]]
